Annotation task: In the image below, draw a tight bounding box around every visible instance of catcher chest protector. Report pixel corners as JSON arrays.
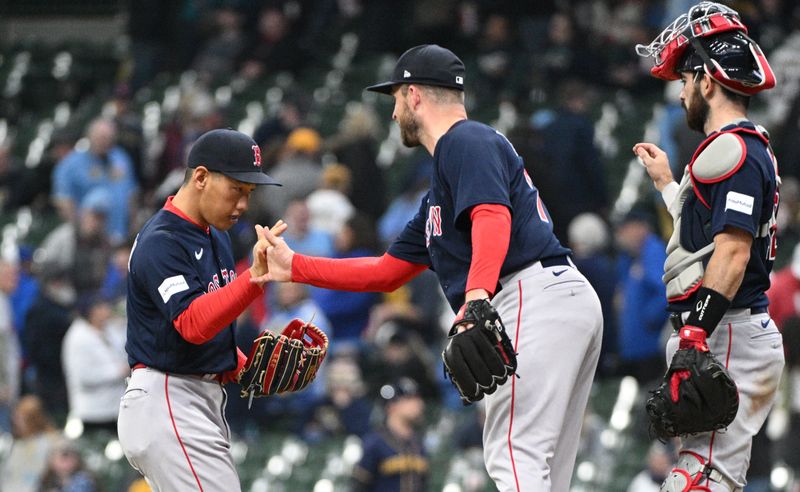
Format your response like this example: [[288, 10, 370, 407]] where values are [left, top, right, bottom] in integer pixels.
[[662, 125, 778, 302]]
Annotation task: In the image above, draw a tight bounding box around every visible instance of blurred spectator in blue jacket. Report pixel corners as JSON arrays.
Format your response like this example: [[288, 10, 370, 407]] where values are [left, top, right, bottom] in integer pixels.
[[281, 198, 335, 258], [529, 80, 608, 243], [11, 246, 39, 345], [614, 209, 668, 384], [303, 355, 372, 442], [51, 118, 138, 245], [23, 269, 75, 423], [312, 214, 380, 352]]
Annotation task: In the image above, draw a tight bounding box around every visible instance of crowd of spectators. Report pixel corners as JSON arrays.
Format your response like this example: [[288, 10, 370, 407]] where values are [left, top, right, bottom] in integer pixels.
[[2, 0, 800, 490]]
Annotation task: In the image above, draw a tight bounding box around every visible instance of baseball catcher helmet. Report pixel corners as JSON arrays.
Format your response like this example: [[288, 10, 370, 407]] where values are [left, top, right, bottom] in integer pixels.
[[635, 1, 775, 95]]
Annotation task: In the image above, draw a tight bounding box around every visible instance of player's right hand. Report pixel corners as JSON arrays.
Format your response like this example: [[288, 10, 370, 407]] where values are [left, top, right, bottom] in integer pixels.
[[253, 223, 294, 283], [632, 142, 674, 191]]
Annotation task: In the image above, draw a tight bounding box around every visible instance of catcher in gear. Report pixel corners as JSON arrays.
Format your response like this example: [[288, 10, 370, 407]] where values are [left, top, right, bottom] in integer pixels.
[[442, 299, 517, 404], [239, 318, 328, 405], [635, 3, 784, 490]]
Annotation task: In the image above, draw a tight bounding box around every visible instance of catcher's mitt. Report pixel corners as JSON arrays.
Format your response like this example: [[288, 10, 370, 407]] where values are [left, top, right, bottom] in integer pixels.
[[646, 346, 739, 439], [239, 318, 328, 404], [442, 299, 517, 404]]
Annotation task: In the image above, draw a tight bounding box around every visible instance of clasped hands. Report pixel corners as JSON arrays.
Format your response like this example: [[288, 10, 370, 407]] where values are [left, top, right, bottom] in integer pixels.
[[248, 220, 295, 286]]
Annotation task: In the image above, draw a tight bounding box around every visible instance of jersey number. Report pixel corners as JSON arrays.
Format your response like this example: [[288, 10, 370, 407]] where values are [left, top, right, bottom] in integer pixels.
[[524, 170, 550, 223]]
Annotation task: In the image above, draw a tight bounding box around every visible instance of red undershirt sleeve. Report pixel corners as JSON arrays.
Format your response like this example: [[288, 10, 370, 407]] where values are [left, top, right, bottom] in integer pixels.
[[173, 270, 263, 344], [292, 253, 427, 292], [466, 203, 511, 296]]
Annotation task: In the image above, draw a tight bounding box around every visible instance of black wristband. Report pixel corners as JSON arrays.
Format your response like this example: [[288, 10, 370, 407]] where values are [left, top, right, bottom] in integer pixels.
[[685, 287, 731, 336]]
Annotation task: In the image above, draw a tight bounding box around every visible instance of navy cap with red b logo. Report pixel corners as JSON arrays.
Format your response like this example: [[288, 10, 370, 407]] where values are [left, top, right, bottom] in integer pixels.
[[187, 129, 280, 186]]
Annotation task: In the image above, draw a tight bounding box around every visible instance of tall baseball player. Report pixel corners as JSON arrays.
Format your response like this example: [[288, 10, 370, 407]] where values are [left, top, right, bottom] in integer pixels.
[[258, 44, 603, 492], [634, 3, 784, 490], [118, 129, 284, 491]]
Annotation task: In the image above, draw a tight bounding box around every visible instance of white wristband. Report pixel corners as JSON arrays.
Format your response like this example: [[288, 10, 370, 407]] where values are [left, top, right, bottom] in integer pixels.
[[660, 181, 680, 209]]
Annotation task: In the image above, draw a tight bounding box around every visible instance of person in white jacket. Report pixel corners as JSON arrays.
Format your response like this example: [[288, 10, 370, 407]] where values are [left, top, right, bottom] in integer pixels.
[[62, 293, 128, 435]]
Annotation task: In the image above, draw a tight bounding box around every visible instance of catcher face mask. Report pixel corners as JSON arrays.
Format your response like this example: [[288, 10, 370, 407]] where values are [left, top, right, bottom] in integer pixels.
[[635, 1, 775, 95]]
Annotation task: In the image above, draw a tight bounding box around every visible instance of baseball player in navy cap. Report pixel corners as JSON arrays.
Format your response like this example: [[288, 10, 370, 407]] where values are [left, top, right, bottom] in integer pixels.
[[260, 44, 603, 491], [118, 129, 284, 491]]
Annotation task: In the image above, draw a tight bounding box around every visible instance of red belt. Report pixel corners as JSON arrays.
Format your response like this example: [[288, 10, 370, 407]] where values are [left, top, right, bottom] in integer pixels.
[[131, 363, 222, 382]]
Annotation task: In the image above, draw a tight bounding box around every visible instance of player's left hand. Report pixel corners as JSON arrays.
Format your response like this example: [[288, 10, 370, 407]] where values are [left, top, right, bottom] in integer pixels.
[[442, 299, 517, 404], [646, 325, 738, 439], [239, 318, 329, 402]]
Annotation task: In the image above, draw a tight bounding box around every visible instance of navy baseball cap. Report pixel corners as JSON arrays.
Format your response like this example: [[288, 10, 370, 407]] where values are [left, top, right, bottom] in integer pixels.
[[366, 44, 466, 95], [187, 129, 280, 186], [379, 377, 420, 404]]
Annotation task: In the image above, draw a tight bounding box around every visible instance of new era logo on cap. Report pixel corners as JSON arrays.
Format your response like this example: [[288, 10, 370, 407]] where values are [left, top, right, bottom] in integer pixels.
[[456, 76, 463, 84], [404, 70, 411, 78]]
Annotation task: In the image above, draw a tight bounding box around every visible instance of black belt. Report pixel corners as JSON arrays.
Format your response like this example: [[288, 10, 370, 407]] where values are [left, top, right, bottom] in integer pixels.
[[668, 306, 769, 331], [540, 255, 571, 268]]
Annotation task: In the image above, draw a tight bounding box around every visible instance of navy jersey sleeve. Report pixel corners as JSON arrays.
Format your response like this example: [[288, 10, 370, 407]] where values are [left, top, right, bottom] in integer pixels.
[[439, 134, 511, 228], [129, 231, 206, 322], [387, 192, 432, 267], [705, 156, 765, 237]]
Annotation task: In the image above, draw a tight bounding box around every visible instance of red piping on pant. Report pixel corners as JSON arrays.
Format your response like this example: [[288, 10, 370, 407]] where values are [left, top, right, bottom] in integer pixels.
[[166, 374, 205, 491], [507, 279, 523, 492]]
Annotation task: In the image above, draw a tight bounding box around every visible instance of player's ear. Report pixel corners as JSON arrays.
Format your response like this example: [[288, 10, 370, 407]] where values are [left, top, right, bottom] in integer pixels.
[[192, 166, 211, 190], [407, 85, 422, 110], [701, 73, 715, 99]]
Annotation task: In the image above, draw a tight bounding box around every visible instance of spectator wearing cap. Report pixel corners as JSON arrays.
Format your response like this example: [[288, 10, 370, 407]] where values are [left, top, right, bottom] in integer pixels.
[[626, 441, 676, 492], [352, 378, 429, 492], [62, 293, 128, 436], [306, 163, 356, 237], [260, 127, 323, 221], [614, 208, 669, 384], [36, 187, 114, 299], [51, 118, 139, 245]]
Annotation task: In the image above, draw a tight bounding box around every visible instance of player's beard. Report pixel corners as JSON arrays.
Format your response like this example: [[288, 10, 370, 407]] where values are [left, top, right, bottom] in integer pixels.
[[683, 84, 710, 133], [398, 100, 422, 147]]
